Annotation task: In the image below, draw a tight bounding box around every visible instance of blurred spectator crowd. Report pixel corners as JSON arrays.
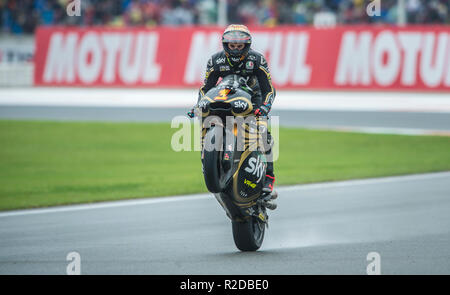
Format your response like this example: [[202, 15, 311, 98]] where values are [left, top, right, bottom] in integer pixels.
[[1, 0, 449, 34]]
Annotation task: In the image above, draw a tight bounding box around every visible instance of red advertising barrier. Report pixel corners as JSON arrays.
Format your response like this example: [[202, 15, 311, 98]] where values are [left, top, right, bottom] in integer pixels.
[[34, 26, 450, 91]]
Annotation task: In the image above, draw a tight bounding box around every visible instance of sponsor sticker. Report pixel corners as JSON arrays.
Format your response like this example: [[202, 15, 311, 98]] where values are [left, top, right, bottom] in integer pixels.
[[244, 179, 257, 189], [234, 100, 248, 109], [244, 155, 265, 183], [216, 57, 226, 64]]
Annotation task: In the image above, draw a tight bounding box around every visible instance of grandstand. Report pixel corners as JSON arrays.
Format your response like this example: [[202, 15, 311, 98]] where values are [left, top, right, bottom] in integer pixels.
[[1, 0, 448, 34], [0, 0, 449, 87]]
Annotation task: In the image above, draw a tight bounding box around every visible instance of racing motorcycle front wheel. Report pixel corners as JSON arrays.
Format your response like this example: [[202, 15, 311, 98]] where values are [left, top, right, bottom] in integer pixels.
[[202, 126, 228, 193]]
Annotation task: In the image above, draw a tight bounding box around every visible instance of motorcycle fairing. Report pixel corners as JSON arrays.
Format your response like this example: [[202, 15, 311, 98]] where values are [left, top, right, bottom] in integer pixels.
[[231, 145, 267, 207]]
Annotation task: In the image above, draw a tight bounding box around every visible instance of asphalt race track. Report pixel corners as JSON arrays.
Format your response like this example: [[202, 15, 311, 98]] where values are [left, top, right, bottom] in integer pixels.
[[1, 88, 450, 134], [1, 106, 450, 134], [1, 90, 449, 274], [1, 172, 450, 275]]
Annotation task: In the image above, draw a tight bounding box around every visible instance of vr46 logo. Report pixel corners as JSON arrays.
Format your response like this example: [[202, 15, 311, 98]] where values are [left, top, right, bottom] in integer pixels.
[[244, 155, 265, 183], [244, 179, 256, 189]]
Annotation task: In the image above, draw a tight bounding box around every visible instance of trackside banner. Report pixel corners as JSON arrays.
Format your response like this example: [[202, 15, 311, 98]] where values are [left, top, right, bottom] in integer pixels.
[[34, 26, 450, 91]]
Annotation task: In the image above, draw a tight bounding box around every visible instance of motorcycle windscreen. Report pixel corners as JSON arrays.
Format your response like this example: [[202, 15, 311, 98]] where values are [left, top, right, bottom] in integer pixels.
[[232, 150, 267, 205]]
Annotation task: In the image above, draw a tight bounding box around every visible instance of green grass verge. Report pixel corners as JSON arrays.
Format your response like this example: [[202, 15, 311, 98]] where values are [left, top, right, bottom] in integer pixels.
[[1, 120, 449, 211]]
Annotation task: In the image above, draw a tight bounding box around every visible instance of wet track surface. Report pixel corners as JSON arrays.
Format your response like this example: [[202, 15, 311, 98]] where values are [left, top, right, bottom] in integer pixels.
[[1, 95, 450, 274], [1, 173, 449, 274]]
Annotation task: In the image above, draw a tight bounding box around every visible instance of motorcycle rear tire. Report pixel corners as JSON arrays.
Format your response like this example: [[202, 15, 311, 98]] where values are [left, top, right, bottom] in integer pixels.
[[232, 217, 265, 251]]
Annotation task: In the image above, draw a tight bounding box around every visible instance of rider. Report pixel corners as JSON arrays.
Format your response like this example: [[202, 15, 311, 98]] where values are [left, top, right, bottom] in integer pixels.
[[188, 24, 277, 202]]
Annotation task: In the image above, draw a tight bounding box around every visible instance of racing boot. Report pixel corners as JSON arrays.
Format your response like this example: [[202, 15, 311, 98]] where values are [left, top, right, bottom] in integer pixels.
[[262, 173, 275, 195], [261, 161, 277, 210]]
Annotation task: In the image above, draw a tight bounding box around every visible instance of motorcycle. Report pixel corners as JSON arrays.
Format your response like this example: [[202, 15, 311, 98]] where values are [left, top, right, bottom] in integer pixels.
[[191, 74, 276, 251]]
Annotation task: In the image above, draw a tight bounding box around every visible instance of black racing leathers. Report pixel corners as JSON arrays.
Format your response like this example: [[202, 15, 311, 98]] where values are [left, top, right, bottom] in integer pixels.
[[197, 49, 276, 183], [198, 49, 276, 110]]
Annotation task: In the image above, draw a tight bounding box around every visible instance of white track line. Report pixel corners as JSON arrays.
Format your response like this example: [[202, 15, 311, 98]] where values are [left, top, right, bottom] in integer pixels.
[[277, 171, 450, 193], [299, 126, 450, 137], [0, 194, 211, 218], [0, 171, 449, 218]]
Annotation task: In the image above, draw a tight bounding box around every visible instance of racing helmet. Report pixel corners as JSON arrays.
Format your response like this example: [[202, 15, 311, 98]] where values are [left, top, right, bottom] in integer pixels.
[[222, 24, 252, 62]]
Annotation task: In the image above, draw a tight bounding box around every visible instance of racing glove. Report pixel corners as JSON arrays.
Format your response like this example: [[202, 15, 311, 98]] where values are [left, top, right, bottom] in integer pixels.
[[254, 103, 271, 117], [187, 108, 195, 118]]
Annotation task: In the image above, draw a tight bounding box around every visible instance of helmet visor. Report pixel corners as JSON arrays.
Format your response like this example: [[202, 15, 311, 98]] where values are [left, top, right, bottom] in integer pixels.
[[222, 31, 251, 44]]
